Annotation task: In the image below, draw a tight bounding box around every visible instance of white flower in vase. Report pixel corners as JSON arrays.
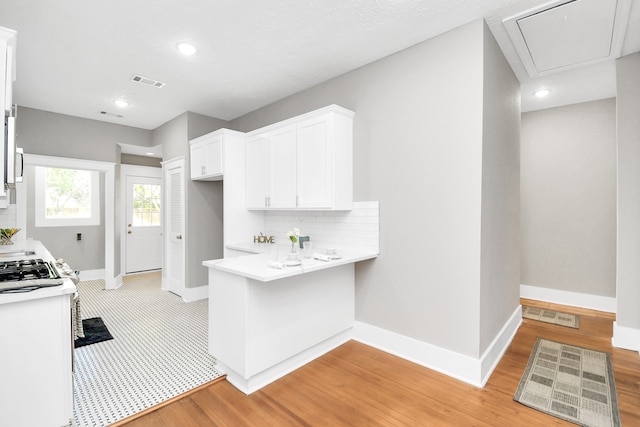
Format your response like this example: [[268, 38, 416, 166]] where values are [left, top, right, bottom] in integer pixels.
[[286, 228, 301, 259]]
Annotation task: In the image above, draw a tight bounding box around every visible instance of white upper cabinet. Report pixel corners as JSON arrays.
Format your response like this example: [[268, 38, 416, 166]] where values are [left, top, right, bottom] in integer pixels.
[[0, 27, 17, 207], [268, 125, 297, 208], [0, 27, 16, 113], [189, 133, 223, 180], [245, 105, 354, 211], [245, 134, 270, 208]]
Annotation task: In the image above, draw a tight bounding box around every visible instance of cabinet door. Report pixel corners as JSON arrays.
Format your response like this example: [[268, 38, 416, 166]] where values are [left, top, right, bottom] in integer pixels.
[[190, 140, 206, 179], [246, 135, 270, 209], [190, 137, 223, 180], [269, 125, 297, 208], [203, 137, 223, 178], [296, 116, 332, 208]]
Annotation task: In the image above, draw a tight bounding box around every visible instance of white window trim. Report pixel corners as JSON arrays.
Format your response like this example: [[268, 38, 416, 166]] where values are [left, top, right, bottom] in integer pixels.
[[20, 154, 116, 289], [34, 167, 101, 227]]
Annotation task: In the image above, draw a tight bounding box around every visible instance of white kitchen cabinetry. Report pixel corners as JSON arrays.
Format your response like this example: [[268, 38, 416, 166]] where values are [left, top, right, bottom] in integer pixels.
[[245, 105, 354, 210], [245, 134, 270, 208], [0, 27, 15, 113], [189, 133, 223, 180], [0, 241, 75, 427], [0, 27, 17, 207]]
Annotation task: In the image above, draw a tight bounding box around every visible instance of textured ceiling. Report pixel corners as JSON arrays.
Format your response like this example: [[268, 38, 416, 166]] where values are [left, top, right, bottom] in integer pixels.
[[0, 0, 638, 130]]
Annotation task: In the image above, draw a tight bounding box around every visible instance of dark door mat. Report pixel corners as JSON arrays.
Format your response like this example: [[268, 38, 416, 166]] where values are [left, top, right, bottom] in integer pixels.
[[75, 317, 113, 348]]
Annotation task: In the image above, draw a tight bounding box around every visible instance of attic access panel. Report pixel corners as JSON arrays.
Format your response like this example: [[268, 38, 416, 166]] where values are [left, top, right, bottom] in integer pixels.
[[503, 0, 631, 77]]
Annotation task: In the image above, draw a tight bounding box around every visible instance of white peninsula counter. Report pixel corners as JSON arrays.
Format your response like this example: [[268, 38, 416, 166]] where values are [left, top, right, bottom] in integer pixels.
[[203, 246, 377, 394]]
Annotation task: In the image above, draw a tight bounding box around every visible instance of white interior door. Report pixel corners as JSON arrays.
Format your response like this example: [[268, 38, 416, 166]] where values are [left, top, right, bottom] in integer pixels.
[[125, 175, 162, 273], [163, 158, 185, 296]]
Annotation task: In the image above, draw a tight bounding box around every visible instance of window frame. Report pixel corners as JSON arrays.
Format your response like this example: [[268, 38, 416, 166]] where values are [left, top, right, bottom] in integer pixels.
[[34, 166, 101, 227]]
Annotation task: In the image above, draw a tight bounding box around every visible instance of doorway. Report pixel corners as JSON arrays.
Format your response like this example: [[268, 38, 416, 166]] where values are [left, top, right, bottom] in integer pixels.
[[121, 165, 162, 275]]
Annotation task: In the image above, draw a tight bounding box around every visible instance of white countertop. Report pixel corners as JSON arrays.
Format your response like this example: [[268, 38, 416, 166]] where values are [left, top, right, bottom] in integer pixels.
[[205, 245, 378, 282], [0, 240, 77, 305]]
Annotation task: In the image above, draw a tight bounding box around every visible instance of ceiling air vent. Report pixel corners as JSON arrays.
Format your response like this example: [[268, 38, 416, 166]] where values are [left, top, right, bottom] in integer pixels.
[[130, 74, 166, 88], [99, 111, 123, 118]]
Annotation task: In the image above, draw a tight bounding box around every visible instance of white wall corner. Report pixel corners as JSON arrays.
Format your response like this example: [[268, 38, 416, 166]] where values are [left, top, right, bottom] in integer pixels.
[[520, 284, 616, 313], [181, 285, 209, 303], [353, 306, 521, 388], [612, 322, 640, 354], [479, 305, 522, 386]]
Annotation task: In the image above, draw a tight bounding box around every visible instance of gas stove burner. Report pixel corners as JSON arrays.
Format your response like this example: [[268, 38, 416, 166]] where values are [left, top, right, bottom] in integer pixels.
[[0, 258, 61, 282]]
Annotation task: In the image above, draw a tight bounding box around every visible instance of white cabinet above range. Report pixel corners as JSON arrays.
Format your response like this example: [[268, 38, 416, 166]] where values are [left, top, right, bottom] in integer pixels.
[[245, 105, 354, 211]]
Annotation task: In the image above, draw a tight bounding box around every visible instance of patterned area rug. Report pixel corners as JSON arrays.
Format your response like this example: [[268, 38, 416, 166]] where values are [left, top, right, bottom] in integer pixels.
[[514, 338, 620, 427], [522, 305, 580, 328], [73, 274, 221, 426]]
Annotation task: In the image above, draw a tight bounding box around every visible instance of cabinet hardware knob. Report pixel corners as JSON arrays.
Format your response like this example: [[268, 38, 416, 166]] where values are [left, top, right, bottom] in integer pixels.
[[127, 231, 132, 234], [176, 234, 182, 240]]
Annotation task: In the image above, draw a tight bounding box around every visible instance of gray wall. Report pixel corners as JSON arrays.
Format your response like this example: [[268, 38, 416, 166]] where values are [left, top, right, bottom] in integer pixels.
[[616, 52, 640, 331], [152, 112, 229, 288], [16, 107, 152, 162], [521, 99, 617, 297], [479, 23, 521, 354], [16, 107, 152, 273], [231, 20, 519, 359]]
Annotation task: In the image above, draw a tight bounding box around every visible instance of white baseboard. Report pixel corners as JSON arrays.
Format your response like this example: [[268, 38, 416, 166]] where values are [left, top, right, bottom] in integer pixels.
[[181, 285, 209, 303], [479, 305, 523, 386], [78, 269, 105, 281], [520, 284, 616, 313], [219, 329, 352, 394], [612, 321, 640, 353], [112, 274, 123, 290], [353, 306, 522, 388]]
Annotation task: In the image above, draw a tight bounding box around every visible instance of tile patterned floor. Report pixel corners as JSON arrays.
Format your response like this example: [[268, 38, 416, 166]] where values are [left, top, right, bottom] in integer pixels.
[[73, 272, 221, 426]]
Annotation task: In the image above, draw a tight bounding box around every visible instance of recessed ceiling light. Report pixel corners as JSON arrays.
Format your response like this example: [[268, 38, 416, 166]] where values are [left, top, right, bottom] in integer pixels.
[[177, 43, 196, 55], [146, 152, 155, 156], [534, 89, 551, 98], [114, 98, 129, 108]]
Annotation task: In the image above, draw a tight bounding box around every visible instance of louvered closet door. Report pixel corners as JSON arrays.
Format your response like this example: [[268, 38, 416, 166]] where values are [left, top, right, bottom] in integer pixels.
[[163, 158, 185, 297]]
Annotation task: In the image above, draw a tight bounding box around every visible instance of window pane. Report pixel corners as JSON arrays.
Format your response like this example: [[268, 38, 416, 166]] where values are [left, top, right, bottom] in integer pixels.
[[44, 168, 92, 219], [131, 184, 161, 227]]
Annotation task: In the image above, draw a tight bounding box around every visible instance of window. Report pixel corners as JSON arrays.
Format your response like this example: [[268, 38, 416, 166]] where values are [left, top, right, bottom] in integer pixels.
[[35, 166, 100, 227], [132, 183, 161, 227]]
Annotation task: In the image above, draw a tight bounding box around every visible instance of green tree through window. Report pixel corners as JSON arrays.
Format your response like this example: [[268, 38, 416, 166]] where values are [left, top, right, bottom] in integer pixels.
[[45, 168, 92, 218], [132, 184, 161, 226], [35, 166, 100, 227]]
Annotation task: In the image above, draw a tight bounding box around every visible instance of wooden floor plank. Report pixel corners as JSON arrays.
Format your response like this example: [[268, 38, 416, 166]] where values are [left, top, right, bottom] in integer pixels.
[[116, 300, 640, 426]]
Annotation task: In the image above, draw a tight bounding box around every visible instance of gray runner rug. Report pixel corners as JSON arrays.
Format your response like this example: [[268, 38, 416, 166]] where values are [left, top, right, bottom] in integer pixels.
[[522, 305, 580, 328], [514, 338, 620, 427]]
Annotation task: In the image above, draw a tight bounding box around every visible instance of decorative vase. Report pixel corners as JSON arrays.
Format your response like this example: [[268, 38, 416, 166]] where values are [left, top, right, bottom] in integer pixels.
[[0, 228, 20, 245], [287, 242, 299, 260]]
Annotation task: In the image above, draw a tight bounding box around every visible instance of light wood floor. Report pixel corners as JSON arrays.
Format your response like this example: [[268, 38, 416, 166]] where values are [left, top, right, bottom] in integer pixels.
[[114, 299, 640, 426]]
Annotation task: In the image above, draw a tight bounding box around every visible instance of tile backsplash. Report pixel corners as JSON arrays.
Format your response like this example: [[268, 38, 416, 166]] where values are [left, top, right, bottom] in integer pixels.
[[264, 201, 379, 253], [0, 205, 17, 230]]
